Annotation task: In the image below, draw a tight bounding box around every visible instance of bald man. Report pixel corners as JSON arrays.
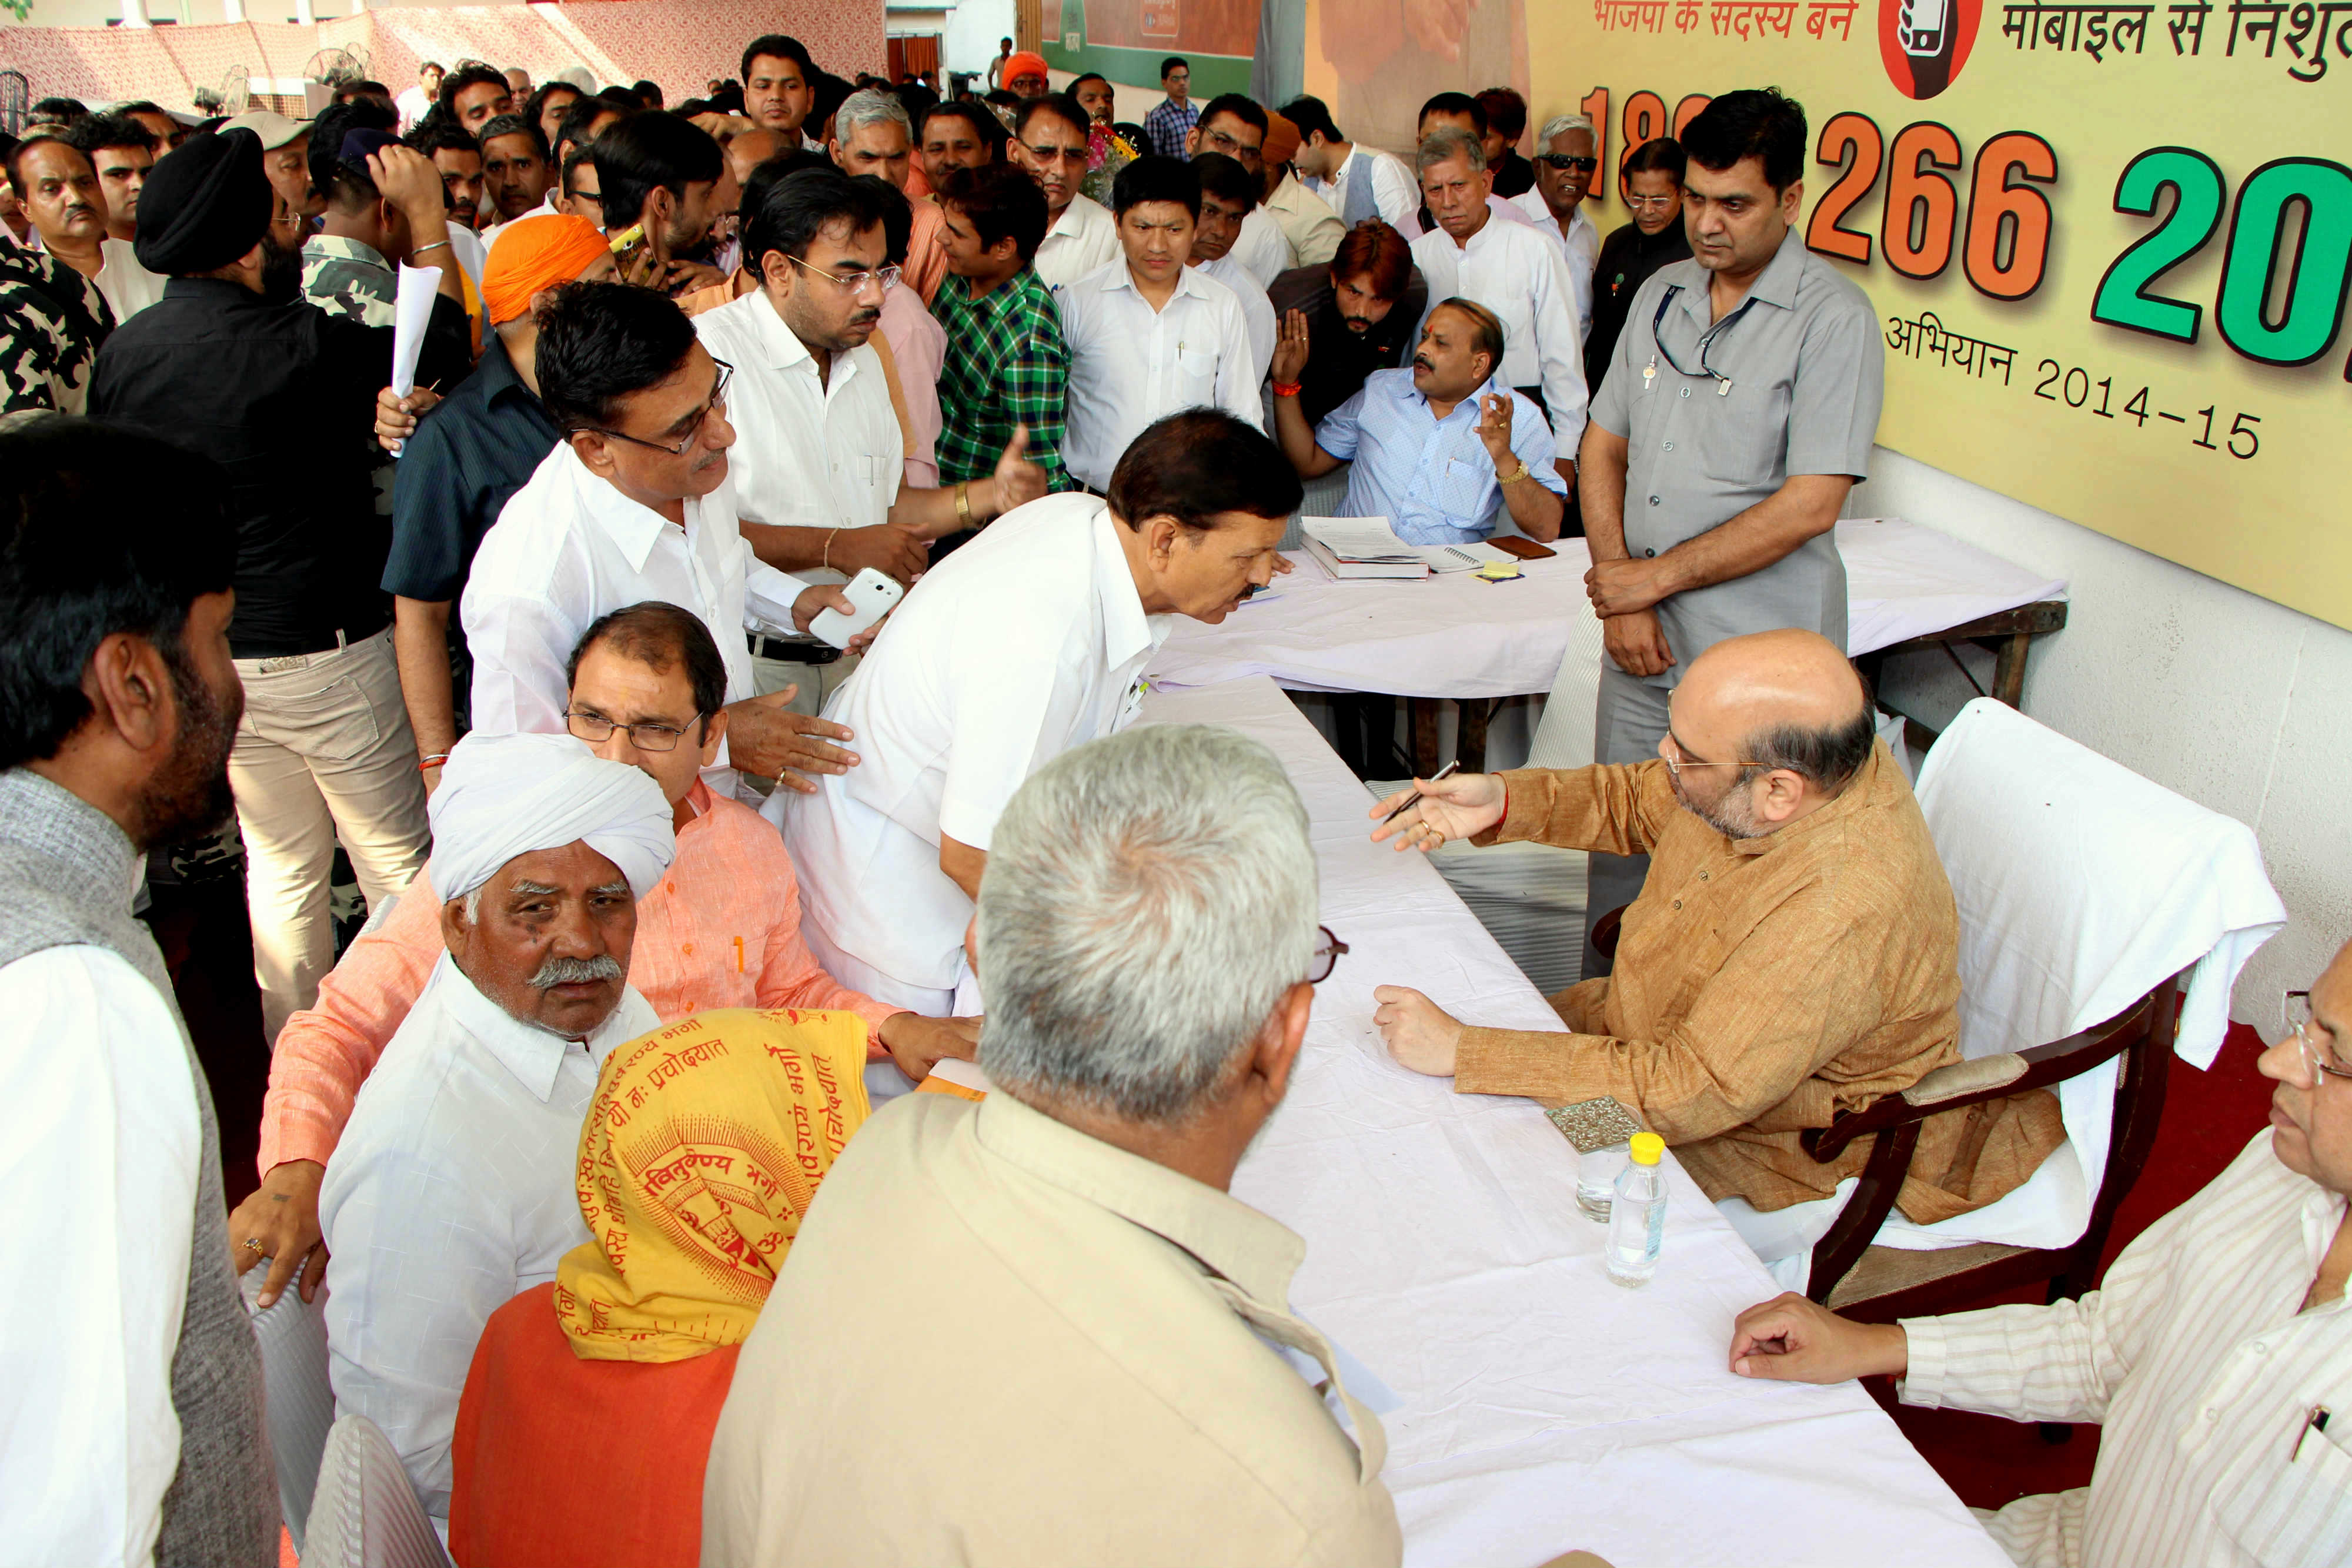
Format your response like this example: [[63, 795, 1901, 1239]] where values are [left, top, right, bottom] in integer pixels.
[[1367, 629, 2064, 1232]]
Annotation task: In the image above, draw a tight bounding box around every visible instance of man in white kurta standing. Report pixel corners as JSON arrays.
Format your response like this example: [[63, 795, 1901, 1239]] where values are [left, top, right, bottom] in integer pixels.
[[693, 168, 1047, 729], [460, 280, 862, 800], [1057, 156, 1264, 496], [776, 410, 1302, 1040], [1407, 126, 1588, 486]]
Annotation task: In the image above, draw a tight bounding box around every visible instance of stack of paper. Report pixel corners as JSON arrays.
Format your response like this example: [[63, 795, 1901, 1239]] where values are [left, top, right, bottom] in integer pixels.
[[1300, 517, 1515, 580]]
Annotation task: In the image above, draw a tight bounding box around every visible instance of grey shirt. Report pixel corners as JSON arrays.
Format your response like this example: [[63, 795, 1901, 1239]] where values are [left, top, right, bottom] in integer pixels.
[[1591, 227, 1883, 685]]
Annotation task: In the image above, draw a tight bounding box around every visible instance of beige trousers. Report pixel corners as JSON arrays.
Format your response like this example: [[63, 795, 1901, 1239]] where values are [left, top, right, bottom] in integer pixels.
[[230, 627, 430, 1043]]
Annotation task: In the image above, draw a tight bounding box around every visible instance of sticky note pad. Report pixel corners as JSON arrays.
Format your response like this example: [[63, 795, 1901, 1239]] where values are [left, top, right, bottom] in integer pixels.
[[1474, 561, 1524, 582]]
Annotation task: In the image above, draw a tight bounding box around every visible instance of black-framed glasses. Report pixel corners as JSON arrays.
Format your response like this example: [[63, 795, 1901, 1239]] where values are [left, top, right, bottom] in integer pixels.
[[579, 358, 731, 455], [786, 252, 903, 295], [1537, 153, 1599, 172], [1651, 284, 1757, 390], [1308, 925, 1349, 984], [566, 708, 704, 752], [2284, 991, 2352, 1084], [1019, 139, 1090, 167]]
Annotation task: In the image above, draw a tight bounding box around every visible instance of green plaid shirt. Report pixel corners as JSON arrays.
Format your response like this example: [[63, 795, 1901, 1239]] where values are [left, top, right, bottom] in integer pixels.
[[931, 267, 1073, 491]]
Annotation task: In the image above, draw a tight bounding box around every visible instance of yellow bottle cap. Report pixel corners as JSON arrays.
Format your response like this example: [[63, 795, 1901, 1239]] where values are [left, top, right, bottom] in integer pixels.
[[1629, 1132, 1665, 1165]]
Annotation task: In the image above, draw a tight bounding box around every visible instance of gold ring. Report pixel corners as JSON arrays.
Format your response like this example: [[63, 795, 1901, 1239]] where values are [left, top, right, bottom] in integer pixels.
[[243, 1238, 265, 1253]]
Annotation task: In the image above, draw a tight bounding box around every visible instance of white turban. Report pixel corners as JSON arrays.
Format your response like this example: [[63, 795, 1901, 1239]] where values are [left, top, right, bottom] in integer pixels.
[[426, 733, 676, 904]]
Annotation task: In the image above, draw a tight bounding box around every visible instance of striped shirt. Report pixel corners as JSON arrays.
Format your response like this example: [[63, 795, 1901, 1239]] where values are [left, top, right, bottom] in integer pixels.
[[931, 268, 1073, 491], [1143, 97, 1200, 159], [1901, 1128, 2352, 1568]]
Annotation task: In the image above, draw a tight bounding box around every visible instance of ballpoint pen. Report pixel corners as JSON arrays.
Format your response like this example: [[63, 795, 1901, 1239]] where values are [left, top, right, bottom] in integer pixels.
[[1380, 759, 1461, 825]]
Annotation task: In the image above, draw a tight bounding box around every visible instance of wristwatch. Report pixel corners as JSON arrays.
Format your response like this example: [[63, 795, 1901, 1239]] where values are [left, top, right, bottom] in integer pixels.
[[1496, 460, 1532, 486]]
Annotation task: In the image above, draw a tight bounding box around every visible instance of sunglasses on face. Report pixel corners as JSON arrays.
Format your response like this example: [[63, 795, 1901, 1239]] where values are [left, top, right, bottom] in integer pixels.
[[1538, 154, 1600, 173]]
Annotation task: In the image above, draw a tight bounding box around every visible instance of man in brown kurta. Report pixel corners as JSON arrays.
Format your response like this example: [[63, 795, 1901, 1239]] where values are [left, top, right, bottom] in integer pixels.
[[1372, 629, 2063, 1223]]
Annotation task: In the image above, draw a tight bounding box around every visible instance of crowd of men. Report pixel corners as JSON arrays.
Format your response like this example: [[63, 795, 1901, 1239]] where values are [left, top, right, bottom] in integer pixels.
[[1, 39, 2344, 1568]]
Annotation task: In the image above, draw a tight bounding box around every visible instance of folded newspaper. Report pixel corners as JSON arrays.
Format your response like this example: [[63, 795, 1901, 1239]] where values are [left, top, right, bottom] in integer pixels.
[[1299, 517, 1514, 580]]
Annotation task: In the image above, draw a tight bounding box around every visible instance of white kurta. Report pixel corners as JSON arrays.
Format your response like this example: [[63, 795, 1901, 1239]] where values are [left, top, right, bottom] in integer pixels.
[[1902, 1129, 2352, 1568], [1056, 259, 1264, 492], [776, 495, 1171, 994], [460, 442, 810, 798], [0, 943, 198, 1568], [319, 956, 657, 1522], [693, 288, 904, 533], [1510, 189, 1600, 342], [1031, 193, 1121, 290], [1409, 212, 1590, 450]]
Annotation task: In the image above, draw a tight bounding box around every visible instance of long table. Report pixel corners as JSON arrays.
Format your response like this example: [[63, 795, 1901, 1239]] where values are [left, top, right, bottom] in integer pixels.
[[1139, 677, 2007, 1568], [1147, 517, 2068, 700]]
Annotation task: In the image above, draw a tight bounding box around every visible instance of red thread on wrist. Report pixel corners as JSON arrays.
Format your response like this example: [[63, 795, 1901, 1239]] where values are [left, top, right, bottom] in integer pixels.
[[1271, 380, 1304, 398]]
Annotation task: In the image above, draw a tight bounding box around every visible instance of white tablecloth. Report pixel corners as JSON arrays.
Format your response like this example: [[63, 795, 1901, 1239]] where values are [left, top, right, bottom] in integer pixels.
[[1140, 677, 2006, 1568], [1147, 517, 2069, 701]]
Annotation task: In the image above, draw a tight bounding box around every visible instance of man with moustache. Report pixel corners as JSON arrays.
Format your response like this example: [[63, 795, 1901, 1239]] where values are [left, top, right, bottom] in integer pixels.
[[1729, 935, 2352, 1568], [6, 132, 166, 325], [318, 731, 675, 1529], [1271, 296, 1567, 543], [1185, 152, 1277, 382], [917, 101, 1003, 192], [91, 126, 472, 1042], [1512, 113, 1603, 339], [1017, 95, 1120, 289], [1268, 219, 1428, 424], [222, 109, 326, 225], [0, 416, 277, 1568], [742, 35, 824, 152]]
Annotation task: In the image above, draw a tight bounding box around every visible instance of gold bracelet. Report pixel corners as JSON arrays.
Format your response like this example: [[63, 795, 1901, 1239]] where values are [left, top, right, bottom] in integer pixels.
[[1498, 460, 1531, 486], [955, 480, 973, 527], [823, 527, 836, 572]]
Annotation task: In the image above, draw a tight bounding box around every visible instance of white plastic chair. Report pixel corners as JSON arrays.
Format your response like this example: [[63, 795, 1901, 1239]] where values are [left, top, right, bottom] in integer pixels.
[[242, 1275, 335, 1552], [301, 1413, 453, 1568]]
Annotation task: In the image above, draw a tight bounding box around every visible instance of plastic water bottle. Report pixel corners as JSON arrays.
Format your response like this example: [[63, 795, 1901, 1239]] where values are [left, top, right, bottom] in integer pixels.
[[1606, 1132, 1668, 1287]]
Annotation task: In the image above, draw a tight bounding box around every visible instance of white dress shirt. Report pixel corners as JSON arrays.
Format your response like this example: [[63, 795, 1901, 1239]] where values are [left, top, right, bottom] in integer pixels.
[[93, 238, 166, 326], [461, 442, 810, 797], [1511, 189, 1599, 341], [776, 494, 1172, 992], [1195, 253, 1274, 384], [1057, 259, 1264, 492], [1902, 1129, 2352, 1568], [1411, 212, 1590, 449], [1232, 205, 1293, 287], [320, 954, 657, 1522], [1307, 145, 1418, 229], [1032, 193, 1121, 290], [693, 289, 903, 533], [0, 944, 198, 1568]]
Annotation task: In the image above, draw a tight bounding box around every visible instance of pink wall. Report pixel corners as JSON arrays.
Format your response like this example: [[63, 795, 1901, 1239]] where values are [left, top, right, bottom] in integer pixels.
[[0, 0, 886, 112]]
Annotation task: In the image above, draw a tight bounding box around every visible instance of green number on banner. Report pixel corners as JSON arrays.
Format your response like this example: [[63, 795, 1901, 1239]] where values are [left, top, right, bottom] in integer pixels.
[[2216, 158, 2352, 367], [2092, 147, 2226, 344]]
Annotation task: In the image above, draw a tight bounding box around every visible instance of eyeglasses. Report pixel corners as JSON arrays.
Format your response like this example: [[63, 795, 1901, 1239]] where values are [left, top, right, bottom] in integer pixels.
[[785, 252, 902, 296], [1626, 193, 1679, 212], [1308, 926, 1349, 985], [579, 359, 732, 455], [2283, 991, 2352, 1085], [566, 709, 703, 751], [1538, 153, 1599, 172], [1198, 125, 1263, 163], [1019, 140, 1090, 167], [1661, 731, 1752, 784]]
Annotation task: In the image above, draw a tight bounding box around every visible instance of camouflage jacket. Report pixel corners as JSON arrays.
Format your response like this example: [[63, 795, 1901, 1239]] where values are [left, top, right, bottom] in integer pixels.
[[0, 242, 116, 419], [301, 234, 397, 328]]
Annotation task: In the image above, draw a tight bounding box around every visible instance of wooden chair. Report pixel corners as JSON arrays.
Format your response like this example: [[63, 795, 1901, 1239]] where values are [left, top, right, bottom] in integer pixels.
[[1587, 906, 2181, 1322]]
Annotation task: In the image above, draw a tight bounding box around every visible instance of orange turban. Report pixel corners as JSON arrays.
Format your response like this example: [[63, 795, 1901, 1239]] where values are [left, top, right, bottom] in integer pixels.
[[1003, 51, 1051, 89], [482, 213, 609, 326], [1263, 111, 1302, 168]]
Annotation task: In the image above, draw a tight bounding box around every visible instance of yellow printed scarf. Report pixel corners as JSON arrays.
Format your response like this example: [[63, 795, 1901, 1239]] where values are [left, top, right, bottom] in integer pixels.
[[554, 1008, 871, 1362]]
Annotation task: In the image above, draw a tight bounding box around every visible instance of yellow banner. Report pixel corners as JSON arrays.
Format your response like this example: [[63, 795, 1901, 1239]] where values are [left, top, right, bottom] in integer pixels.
[[1307, 0, 2350, 627]]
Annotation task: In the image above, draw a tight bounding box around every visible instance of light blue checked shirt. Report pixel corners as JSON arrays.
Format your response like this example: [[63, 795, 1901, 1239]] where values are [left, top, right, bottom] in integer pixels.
[[1315, 369, 1567, 545]]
